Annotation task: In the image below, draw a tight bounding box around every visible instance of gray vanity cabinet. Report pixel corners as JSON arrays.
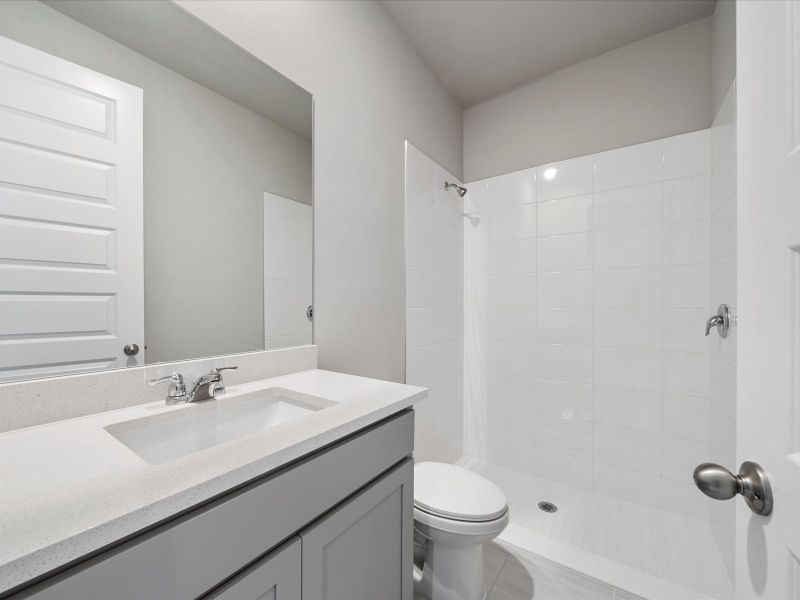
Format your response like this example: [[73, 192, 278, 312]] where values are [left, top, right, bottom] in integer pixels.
[[301, 459, 413, 600], [205, 538, 302, 600], [8, 411, 414, 600]]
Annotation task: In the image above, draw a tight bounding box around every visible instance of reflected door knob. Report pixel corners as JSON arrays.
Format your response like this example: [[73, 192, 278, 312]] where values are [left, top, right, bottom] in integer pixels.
[[693, 461, 773, 516], [123, 343, 140, 356]]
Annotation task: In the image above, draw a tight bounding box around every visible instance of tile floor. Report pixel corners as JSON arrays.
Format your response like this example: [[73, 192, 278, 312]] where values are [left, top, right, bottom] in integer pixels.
[[485, 542, 638, 600], [461, 459, 732, 599]]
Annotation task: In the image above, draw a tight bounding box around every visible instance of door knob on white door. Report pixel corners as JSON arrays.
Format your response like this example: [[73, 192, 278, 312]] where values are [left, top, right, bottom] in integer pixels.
[[693, 461, 773, 515]]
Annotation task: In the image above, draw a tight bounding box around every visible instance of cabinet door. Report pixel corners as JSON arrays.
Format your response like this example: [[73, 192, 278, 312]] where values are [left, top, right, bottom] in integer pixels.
[[204, 537, 301, 600], [301, 459, 413, 600]]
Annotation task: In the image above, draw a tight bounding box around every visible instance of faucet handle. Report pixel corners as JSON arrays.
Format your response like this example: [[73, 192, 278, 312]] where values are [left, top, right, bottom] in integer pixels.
[[148, 372, 187, 404], [211, 366, 238, 375]]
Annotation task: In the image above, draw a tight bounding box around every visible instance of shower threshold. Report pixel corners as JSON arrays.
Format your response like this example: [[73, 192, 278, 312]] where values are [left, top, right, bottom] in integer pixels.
[[457, 458, 733, 600]]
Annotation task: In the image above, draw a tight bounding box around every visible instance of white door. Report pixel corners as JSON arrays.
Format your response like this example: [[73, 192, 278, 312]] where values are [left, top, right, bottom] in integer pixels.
[[738, 1, 800, 597], [0, 34, 143, 381]]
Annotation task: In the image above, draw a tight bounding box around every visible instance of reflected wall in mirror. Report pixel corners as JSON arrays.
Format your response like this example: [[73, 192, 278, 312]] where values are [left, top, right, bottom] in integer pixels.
[[0, 0, 313, 383]]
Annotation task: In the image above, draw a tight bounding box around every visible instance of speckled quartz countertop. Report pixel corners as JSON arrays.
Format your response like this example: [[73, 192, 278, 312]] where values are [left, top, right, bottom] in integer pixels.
[[0, 369, 425, 594]]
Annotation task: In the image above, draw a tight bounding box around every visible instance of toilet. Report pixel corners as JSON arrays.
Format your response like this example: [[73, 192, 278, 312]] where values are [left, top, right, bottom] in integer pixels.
[[413, 462, 509, 600]]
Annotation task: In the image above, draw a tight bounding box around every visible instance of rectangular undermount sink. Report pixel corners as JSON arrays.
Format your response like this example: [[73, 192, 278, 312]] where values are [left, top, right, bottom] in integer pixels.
[[105, 387, 336, 465]]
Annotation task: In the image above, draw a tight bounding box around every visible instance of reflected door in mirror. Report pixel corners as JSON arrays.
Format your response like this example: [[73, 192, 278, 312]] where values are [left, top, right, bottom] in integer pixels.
[[0, 35, 144, 382]]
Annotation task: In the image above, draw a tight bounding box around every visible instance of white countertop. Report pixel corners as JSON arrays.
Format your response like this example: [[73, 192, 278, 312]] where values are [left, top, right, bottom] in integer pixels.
[[0, 369, 425, 593]]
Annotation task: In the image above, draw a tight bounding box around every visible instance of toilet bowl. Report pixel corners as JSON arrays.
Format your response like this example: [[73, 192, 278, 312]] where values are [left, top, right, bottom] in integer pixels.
[[413, 462, 509, 600]]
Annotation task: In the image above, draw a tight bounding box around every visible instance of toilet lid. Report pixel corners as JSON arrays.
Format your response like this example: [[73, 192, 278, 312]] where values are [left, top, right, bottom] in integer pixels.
[[414, 462, 507, 522]]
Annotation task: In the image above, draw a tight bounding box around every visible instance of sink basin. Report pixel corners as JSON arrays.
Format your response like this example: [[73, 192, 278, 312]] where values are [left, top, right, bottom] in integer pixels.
[[105, 387, 336, 464]]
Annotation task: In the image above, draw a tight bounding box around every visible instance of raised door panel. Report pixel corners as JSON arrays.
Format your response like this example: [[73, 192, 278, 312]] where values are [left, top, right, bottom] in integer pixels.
[[301, 459, 413, 600], [0, 34, 143, 381], [204, 537, 301, 600]]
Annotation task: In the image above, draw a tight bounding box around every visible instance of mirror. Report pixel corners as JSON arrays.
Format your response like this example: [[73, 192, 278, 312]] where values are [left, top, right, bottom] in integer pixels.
[[0, 0, 313, 383]]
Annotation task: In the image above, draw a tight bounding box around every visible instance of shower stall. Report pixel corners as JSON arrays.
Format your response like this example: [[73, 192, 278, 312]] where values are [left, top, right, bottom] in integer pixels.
[[404, 80, 736, 599]]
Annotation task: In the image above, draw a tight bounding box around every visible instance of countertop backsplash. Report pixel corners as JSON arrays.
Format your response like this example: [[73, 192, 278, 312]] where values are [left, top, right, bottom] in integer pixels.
[[0, 345, 317, 434]]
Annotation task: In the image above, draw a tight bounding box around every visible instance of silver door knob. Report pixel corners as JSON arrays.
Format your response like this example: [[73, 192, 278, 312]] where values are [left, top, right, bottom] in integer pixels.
[[704, 304, 730, 338], [693, 461, 773, 515], [123, 343, 140, 356]]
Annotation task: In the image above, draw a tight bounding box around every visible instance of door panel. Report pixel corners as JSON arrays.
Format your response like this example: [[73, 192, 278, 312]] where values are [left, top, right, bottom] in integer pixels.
[[0, 34, 143, 380], [204, 537, 301, 600], [301, 459, 413, 600]]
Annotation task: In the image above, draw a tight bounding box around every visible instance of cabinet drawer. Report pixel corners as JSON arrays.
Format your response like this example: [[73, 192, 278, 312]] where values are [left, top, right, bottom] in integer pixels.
[[13, 410, 414, 600], [204, 537, 301, 600]]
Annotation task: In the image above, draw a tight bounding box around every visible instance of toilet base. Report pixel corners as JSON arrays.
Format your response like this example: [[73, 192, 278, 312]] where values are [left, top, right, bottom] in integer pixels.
[[414, 535, 487, 600]]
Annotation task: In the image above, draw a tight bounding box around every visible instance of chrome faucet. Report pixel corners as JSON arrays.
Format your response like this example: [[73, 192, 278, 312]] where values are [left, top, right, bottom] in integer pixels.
[[148, 366, 238, 404], [187, 366, 238, 402], [148, 372, 188, 405]]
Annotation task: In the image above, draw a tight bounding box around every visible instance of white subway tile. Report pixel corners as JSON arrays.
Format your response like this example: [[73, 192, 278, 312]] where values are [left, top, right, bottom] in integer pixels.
[[594, 140, 662, 191], [663, 394, 711, 442], [488, 273, 537, 307], [537, 343, 593, 384], [406, 344, 441, 385], [593, 463, 661, 508], [594, 347, 661, 392], [489, 238, 537, 273], [663, 174, 710, 222], [536, 414, 593, 460], [537, 194, 594, 236], [661, 308, 713, 353], [436, 308, 462, 343], [405, 144, 436, 232], [406, 308, 437, 349], [594, 267, 661, 308], [662, 436, 710, 483], [593, 386, 661, 433], [487, 340, 537, 376], [661, 265, 710, 308], [534, 448, 594, 491], [594, 307, 661, 349], [406, 267, 438, 308], [595, 225, 661, 269], [662, 351, 710, 397], [538, 270, 593, 307], [594, 424, 661, 474], [537, 307, 593, 345], [538, 232, 593, 271], [537, 155, 594, 201], [265, 279, 298, 308], [595, 183, 661, 230], [406, 225, 436, 269], [535, 378, 593, 421], [487, 372, 535, 411], [663, 220, 709, 265], [489, 203, 537, 241], [487, 307, 536, 341], [465, 179, 489, 212], [663, 129, 710, 180], [488, 168, 536, 208], [487, 404, 534, 443]]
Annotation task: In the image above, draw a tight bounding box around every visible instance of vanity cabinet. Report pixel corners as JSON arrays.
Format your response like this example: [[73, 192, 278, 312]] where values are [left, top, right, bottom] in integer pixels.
[[205, 538, 302, 600], [10, 411, 414, 600], [301, 460, 413, 600]]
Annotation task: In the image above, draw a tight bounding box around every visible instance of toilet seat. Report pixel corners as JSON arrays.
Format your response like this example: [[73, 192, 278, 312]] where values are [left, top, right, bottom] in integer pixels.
[[414, 462, 508, 523]]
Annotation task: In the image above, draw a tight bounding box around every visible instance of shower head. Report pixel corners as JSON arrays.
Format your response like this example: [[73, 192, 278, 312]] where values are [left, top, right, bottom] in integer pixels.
[[445, 181, 468, 198]]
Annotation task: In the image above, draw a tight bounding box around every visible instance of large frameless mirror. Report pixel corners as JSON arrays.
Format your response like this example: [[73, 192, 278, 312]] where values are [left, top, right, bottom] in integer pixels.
[[0, 0, 313, 383]]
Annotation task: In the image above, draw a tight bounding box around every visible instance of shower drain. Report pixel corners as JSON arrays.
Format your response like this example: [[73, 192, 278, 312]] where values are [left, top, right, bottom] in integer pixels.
[[538, 501, 558, 513]]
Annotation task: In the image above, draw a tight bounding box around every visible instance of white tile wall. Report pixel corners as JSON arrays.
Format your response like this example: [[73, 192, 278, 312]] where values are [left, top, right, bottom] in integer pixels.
[[263, 192, 313, 349], [404, 142, 464, 463], [463, 128, 724, 525]]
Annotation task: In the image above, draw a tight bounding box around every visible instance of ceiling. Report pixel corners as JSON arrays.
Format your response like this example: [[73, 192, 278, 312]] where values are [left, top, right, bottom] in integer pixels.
[[382, 0, 716, 107]]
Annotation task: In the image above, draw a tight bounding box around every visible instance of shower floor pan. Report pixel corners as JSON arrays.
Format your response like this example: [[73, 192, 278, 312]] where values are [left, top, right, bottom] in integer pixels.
[[457, 458, 733, 600]]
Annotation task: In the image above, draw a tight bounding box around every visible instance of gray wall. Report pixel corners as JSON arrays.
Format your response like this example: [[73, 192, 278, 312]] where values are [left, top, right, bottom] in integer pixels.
[[180, 1, 463, 382], [711, 0, 736, 116], [0, 1, 312, 364], [462, 17, 712, 181]]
